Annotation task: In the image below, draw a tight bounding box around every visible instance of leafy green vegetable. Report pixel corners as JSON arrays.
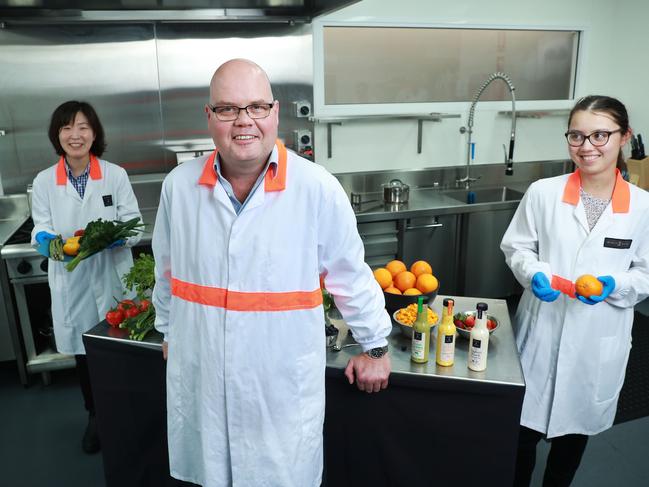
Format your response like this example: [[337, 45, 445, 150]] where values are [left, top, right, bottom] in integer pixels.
[[322, 288, 334, 312], [119, 305, 155, 341], [65, 217, 145, 272], [122, 253, 155, 299]]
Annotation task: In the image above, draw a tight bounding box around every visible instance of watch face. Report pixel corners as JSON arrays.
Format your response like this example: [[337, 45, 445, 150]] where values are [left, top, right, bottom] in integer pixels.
[[368, 346, 388, 358]]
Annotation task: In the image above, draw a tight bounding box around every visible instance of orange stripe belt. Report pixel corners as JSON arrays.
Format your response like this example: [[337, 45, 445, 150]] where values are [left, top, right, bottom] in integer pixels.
[[171, 277, 323, 312]]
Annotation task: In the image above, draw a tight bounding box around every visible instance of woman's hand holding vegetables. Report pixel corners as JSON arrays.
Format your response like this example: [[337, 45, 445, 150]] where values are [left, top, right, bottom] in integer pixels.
[[65, 217, 144, 271], [531, 272, 561, 302], [35, 231, 56, 245], [576, 276, 615, 305], [35, 231, 56, 258]]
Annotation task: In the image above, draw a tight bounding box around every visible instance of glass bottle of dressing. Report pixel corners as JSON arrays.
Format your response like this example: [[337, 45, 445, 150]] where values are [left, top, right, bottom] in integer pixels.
[[468, 302, 489, 371], [411, 296, 430, 364], [436, 298, 456, 366]]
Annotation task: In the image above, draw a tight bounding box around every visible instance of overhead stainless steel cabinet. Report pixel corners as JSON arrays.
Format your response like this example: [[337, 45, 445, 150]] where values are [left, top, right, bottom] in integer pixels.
[[0, 0, 360, 23]]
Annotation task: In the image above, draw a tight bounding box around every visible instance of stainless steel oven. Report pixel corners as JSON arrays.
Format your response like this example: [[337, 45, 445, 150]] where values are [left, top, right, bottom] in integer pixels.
[[2, 232, 75, 385]]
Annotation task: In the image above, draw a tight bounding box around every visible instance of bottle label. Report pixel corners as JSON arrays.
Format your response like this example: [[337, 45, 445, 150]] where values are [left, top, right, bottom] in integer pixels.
[[439, 334, 455, 363], [412, 331, 425, 360], [471, 338, 481, 348], [469, 346, 480, 363]]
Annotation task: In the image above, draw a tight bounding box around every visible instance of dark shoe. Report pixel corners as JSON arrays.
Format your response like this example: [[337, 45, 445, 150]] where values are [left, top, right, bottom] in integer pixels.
[[82, 413, 101, 454]]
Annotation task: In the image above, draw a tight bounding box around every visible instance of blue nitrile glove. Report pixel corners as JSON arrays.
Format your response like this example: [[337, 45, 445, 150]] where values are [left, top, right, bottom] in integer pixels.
[[531, 272, 560, 302], [35, 231, 56, 258], [107, 239, 126, 249], [577, 275, 615, 305]]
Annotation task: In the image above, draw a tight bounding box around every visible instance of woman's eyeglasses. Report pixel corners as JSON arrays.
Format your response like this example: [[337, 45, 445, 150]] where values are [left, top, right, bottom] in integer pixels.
[[565, 129, 622, 147]]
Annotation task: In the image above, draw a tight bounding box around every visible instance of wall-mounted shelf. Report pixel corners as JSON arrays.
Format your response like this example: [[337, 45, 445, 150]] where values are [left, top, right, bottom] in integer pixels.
[[498, 109, 570, 119], [310, 113, 461, 158]]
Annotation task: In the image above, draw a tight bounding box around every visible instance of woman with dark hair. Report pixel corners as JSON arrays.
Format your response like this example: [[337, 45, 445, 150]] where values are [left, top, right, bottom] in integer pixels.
[[31, 101, 141, 454], [501, 95, 649, 486]]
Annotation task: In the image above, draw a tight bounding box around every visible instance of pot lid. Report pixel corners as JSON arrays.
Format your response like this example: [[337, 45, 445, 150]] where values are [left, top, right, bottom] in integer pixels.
[[383, 179, 409, 190]]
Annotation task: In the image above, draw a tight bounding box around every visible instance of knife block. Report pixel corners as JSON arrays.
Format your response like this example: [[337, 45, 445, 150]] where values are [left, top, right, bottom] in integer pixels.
[[627, 157, 649, 190]]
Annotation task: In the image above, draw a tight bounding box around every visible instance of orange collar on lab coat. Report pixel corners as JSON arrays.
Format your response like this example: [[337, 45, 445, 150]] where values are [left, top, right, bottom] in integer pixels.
[[198, 139, 287, 192], [561, 168, 630, 213], [56, 154, 102, 185]]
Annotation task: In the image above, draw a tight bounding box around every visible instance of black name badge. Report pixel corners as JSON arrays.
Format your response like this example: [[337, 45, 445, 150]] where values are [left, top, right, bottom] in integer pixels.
[[604, 237, 632, 249], [102, 195, 113, 207]]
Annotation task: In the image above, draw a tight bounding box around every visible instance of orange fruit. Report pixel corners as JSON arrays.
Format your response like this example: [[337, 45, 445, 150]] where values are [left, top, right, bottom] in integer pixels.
[[386, 260, 407, 277], [416, 273, 439, 294], [575, 274, 603, 298], [403, 288, 422, 296], [384, 286, 402, 295], [393, 271, 416, 292], [373, 268, 393, 290], [410, 260, 433, 278]]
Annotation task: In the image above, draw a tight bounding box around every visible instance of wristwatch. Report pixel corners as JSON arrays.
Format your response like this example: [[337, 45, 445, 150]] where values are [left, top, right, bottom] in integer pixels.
[[365, 345, 389, 359]]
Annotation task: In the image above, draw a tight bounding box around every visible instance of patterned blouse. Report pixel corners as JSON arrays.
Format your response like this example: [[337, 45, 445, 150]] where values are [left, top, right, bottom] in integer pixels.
[[580, 187, 610, 231]]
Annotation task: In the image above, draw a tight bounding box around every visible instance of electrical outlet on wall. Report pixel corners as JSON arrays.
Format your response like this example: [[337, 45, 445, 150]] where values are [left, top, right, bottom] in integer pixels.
[[294, 129, 312, 150], [293, 100, 311, 118], [294, 130, 313, 159]]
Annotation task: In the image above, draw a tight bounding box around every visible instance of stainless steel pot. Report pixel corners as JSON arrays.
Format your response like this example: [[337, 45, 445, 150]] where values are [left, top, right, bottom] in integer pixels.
[[382, 179, 409, 204]]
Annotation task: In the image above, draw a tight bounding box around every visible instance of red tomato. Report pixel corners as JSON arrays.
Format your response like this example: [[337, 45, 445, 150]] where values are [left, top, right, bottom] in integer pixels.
[[106, 309, 124, 327], [125, 306, 140, 319], [139, 299, 151, 312], [74, 229, 85, 237], [464, 315, 476, 328], [118, 299, 137, 312], [487, 319, 496, 330]]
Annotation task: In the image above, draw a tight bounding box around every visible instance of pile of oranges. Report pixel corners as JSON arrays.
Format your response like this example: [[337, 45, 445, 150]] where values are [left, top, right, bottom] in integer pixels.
[[373, 259, 439, 296]]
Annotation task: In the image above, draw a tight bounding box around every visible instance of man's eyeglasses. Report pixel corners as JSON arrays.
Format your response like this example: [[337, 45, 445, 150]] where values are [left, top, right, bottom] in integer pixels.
[[564, 129, 622, 147], [207, 102, 275, 121]]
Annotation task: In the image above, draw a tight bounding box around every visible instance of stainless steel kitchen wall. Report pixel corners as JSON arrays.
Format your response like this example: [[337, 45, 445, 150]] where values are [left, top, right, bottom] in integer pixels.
[[0, 22, 313, 194]]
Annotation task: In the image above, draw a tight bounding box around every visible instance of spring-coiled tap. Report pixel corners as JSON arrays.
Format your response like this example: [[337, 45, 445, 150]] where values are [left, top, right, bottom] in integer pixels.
[[459, 72, 517, 188]]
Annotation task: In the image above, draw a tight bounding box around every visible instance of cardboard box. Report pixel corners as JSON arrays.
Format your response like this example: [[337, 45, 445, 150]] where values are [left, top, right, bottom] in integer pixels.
[[627, 157, 649, 190]]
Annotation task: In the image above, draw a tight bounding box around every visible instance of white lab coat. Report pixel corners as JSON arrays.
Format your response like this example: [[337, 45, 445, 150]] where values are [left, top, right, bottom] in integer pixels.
[[501, 171, 649, 437], [31, 157, 141, 355], [152, 142, 391, 487]]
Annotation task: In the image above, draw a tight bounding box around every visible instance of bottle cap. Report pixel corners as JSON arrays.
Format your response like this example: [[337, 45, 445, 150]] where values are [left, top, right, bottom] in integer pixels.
[[443, 298, 455, 307], [476, 302, 488, 311]]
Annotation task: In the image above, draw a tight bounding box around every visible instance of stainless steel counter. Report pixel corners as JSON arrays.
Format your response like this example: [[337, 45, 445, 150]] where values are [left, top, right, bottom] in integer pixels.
[[84, 323, 163, 352], [85, 294, 524, 389], [327, 294, 524, 388], [351, 182, 530, 223]]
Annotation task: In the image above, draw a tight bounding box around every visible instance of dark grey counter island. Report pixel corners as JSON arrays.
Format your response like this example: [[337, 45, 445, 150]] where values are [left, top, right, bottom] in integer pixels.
[[83, 295, 524, 487]]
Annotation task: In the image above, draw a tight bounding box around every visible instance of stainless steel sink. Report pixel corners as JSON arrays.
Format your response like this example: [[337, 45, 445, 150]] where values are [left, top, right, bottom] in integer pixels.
[[443, 186, 524, 204]]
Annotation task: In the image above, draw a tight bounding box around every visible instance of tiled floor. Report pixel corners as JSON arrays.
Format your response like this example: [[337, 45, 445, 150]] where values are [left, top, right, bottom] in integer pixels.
[[529, 297, 649, 486], [1, 298, 648, 486], [531, 417, 649, 486]]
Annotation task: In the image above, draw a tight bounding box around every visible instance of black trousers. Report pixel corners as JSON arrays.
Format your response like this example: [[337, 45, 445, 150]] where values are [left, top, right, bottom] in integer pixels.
[[75, 354, 95, 414], [513, 426, 588, 487]]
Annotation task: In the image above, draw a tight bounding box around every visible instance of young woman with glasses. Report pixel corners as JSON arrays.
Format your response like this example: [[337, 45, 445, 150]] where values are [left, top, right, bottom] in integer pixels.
[[501, 95, 649, 486]]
